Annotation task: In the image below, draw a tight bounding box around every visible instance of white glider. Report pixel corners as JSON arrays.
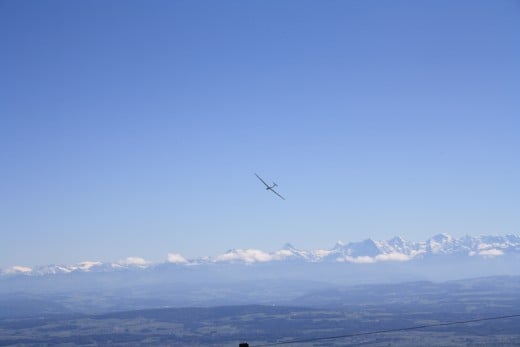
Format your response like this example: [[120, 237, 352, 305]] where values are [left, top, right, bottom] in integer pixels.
[[255, 173, 285, 200]]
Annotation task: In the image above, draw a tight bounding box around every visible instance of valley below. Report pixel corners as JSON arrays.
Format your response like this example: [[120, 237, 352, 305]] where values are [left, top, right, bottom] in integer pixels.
[[1, 275, 520, 346]]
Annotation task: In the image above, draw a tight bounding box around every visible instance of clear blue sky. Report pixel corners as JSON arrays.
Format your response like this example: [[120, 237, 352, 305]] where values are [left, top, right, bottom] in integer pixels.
[[1, 0, 519, 267]]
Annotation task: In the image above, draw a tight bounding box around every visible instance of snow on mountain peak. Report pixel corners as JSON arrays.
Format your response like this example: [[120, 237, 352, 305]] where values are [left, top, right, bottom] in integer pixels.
[[4, 266, 32, 274], [431, 233, 454, 242], [334, 240, 345, 248], [201, 234, 520, 265], [2, 233, 520, 276], [427, 233, 456, 254], [282, 242, 296, 250], [167, 253, 188, 264], [77, 261, 103, 270], [345, 238, 382, 257], [388, 236, 406, 246]]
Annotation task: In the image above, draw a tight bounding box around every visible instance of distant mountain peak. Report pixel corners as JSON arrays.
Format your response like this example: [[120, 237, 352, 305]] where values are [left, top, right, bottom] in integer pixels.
[[282, 242, 296, 250], [3, 233, 520, 277], [388, 235, 406, 243], [430, 233, 454, 241]]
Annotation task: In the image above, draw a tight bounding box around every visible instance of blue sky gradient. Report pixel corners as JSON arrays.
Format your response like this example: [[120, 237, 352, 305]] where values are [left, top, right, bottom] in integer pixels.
[[1, 0, 519, 267]]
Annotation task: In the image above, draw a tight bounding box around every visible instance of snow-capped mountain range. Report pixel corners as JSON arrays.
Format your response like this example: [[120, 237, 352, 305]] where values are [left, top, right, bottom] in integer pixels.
[[3, 233, 520, 276]]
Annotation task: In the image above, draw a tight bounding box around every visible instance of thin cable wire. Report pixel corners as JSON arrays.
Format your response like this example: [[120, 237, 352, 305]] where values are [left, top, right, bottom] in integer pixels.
[[252, 313, 520, 346]]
